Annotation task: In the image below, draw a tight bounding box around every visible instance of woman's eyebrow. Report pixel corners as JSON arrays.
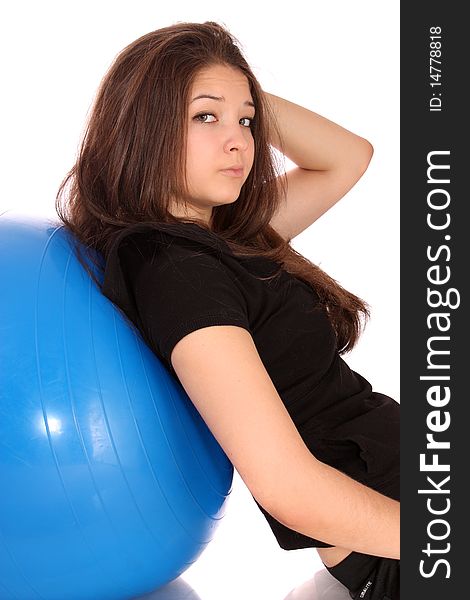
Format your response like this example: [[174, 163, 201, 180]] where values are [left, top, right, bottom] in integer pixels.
[[190, 94, 255, 108]]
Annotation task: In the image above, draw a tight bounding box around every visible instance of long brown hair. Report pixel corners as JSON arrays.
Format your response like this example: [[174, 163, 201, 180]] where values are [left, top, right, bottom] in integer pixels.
[[55, 20, 369, 354]]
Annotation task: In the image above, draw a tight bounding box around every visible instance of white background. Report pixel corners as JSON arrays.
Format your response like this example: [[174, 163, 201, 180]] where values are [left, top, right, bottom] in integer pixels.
[[0, 1, 399, 598]]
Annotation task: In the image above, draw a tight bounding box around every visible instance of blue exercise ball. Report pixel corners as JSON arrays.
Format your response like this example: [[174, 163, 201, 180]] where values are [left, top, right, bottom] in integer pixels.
[[0, 213, 233, 600]]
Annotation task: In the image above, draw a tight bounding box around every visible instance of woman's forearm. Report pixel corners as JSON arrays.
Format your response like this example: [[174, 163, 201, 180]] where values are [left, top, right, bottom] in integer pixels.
[[263, 91, 373, 172], [270, 458, 400, 559]]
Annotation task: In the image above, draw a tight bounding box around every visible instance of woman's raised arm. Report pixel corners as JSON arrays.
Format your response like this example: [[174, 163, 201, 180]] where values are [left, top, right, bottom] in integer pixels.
[[264, 92, 374, 240], [170, 324, 399, 559]]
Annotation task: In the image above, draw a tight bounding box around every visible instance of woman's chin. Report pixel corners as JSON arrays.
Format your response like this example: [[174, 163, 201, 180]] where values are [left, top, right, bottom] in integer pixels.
[[212, 193, 240, 207]]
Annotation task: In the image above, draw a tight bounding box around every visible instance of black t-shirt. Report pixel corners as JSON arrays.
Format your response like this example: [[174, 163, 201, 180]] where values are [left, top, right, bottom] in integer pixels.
[[102, 221, 399, 550]]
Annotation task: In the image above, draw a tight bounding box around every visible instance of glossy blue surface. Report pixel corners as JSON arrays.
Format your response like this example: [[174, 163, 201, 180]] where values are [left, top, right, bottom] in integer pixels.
[[0, 214, 233, 600]]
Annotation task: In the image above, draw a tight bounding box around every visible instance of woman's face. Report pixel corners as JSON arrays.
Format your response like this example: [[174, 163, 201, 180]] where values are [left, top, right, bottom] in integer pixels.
[[172, 64, 256, 224]]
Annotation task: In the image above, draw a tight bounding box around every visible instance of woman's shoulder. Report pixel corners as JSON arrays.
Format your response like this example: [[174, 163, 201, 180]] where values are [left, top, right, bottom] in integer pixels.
[[101, 222, 222, 319], [103, 220, 284, 304], [102, 221, 233, 303]]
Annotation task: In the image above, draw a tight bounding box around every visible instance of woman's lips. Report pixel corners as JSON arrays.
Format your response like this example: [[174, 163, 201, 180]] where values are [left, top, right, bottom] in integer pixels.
[[220, 168, 244, 178]]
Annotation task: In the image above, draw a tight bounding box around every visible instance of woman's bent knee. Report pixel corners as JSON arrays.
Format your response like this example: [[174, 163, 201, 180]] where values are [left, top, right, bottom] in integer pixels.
[[317, 546, 353, 568]]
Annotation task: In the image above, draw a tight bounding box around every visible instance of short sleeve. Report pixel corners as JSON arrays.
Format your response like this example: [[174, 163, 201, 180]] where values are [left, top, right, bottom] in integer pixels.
[[103, 228, 251, 372]]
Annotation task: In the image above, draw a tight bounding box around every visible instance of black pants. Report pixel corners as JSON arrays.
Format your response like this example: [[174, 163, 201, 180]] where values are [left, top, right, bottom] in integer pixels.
[[325, 550, 400, 599]]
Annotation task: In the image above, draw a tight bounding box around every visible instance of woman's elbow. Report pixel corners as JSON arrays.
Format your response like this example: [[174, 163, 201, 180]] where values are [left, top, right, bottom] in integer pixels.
[[253, 455, 329, 535], [356, 137, 374, 167], [349, 138, 374, 182]]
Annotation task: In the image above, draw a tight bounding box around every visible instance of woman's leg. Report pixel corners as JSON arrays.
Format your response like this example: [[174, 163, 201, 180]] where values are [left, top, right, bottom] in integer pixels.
[[317, 546, 352, 567]]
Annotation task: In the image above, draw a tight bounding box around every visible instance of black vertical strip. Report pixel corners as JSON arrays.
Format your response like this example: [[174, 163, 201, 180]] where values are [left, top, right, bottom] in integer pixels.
[[401, 4, 466, 598]]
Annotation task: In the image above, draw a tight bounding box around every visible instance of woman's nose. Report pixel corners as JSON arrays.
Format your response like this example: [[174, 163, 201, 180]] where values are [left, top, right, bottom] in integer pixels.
[[223, 124, 250, 153]]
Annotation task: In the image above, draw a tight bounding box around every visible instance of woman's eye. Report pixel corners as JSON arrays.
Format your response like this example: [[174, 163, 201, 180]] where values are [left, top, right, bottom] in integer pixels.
[[193, 113, 254, 127], [194, 113, 216, 123], [240, 117, 254, 128]]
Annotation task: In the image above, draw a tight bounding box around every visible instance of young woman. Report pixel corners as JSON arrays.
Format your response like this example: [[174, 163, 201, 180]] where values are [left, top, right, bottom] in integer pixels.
[[56, 21, 400, 599]]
